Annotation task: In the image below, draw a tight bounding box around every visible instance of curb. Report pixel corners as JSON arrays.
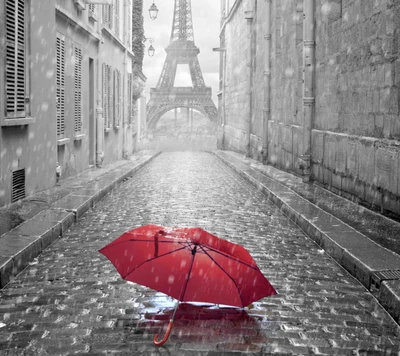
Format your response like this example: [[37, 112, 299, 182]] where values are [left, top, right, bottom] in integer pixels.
[[0, 151, 161, 289], [212, 150, 400, 325]]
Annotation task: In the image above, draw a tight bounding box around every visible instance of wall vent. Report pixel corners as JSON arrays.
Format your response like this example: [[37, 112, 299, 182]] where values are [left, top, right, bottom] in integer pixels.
[[12, 168, 26, 202]]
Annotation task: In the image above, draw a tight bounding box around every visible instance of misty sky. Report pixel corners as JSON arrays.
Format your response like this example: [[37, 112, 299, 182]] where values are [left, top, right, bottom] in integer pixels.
[[142, 0, 221, 103]]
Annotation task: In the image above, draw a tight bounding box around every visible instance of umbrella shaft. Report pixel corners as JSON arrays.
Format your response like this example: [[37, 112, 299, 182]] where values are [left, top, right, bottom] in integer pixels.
[[171, 300, 180, 321], [178, 245, 197, 303]]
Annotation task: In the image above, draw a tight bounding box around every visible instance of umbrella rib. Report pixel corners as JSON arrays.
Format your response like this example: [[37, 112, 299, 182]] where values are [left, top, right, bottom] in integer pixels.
[[198, 245, 245, 308], [121, 246, 187, 279], [201, 246, 258, 271], [103, 238, 189, 256]]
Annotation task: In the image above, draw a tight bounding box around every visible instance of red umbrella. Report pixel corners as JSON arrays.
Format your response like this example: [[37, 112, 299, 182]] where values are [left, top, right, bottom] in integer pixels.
[[99, 224, 277, 345]]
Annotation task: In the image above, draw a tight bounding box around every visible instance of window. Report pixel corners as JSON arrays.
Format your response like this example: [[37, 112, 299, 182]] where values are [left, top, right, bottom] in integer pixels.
[[114, 0, 120, 38], [103, 3, 113, 30], [102, 63, 112, 130], [88, 4, 97, 21], [5, 0, 28, 118], [113, 69, 121, 127], [56, 34, 66, 138], [74, 44, 82, 134], [102, 1, 122, 39], [127, 73, 133, 126]]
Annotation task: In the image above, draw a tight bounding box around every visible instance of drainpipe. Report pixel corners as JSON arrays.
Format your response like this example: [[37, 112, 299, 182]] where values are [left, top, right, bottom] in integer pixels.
[[212, 45, 226, 149], [301, 0, 315, 182], [262, 0, 272, 164], [96, 7, 105, 167], [244, 9, 254, 158], [222, 49, 227, 149], [122, 0, 129, 158]]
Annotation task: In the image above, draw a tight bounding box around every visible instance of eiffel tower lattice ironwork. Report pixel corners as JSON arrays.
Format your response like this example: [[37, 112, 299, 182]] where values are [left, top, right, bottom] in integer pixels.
[[146, 0, 217, 129]]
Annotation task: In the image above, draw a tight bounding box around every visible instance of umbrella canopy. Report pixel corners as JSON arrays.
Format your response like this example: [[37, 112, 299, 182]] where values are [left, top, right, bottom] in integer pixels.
[[99, 224, 277, 344]]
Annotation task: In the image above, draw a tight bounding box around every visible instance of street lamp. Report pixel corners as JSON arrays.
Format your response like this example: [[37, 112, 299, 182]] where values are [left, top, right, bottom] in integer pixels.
[[148, 1, 159, 20], [144, 37, 155, 57]]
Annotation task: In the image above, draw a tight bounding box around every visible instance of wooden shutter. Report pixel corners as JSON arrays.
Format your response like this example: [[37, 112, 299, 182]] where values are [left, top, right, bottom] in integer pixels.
[[114, 0, 120, 38], [56, 35, 66, 138], [113, 69, 121, 127], [5, 0, 26, 118], [109, 3, 113, 30], [102, 63, 109, 128], [74, 45, 82, 134], [108, 65, 113, 127], [103, 4, 109, 24], [127, 73, 132, 126]]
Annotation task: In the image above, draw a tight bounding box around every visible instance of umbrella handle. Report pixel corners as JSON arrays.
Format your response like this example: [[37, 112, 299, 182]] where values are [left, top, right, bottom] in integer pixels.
[[153, 320, 174, 346]]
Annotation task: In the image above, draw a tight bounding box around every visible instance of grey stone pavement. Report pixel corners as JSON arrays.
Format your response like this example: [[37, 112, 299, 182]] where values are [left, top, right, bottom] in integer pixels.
[[0, 150, 400, 355]]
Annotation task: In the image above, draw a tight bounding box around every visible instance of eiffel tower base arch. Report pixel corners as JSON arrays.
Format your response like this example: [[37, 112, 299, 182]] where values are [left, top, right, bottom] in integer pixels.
[[146, 87, 217, 130]]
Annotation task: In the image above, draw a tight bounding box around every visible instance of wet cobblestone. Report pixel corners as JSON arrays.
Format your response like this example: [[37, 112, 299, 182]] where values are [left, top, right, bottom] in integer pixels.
[[0, 152, 399, 355]]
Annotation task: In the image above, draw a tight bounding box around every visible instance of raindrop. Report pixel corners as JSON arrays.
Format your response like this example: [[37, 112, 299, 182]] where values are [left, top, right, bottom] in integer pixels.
[[41, 102, 49, 112], [321, 3, 331, 16], [285, 67, 294, 78], [46, 69, 54, 79]]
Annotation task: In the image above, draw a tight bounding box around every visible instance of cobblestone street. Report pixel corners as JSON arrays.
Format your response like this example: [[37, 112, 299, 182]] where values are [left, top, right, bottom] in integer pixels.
[[0, 152, 399, 355]]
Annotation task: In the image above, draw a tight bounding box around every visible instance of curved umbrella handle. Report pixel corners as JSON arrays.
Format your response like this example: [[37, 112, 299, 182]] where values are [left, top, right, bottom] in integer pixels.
[[153, 320, 174, 346]]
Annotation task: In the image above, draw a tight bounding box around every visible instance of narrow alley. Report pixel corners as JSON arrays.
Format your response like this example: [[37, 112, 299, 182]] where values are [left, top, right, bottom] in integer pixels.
[[0, 152, 399, 355]]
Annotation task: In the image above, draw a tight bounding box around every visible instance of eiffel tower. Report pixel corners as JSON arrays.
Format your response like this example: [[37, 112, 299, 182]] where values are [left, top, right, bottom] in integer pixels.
[[146, 0, 218, 129]]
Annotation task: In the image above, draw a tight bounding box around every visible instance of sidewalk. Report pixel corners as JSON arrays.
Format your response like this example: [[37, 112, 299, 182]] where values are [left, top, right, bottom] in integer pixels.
[[212, 150, 400, 325], [1, 149, 399, 326], [0, 150, 161, 289]]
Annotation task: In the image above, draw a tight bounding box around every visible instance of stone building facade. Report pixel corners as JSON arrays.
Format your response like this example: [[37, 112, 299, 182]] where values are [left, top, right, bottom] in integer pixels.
[[218, 0, 400, 216], [0, 0, 146, 208]]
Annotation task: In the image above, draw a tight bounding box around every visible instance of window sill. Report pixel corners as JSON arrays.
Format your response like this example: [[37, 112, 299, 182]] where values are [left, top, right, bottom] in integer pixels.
[[114, 125, 120, 130], [105, 127, 111, 133], [57, 138, 71, 146], [74, 134, 85, 141], [1, 117, 36, 127], [89, 12, 97, 22]]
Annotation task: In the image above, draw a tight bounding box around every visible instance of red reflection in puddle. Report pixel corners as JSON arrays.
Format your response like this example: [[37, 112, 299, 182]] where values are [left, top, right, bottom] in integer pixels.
[[137, 303, 268, 351]]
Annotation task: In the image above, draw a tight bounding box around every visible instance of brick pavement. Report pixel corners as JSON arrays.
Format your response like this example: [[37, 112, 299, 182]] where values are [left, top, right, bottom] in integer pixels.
[[0, 152, 399, 355]]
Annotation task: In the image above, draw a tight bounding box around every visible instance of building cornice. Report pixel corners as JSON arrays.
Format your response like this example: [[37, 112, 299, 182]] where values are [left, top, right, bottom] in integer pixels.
[[101, 27, 135, 58], [55, 5, 101, 42], [219, 0, 242, 36]]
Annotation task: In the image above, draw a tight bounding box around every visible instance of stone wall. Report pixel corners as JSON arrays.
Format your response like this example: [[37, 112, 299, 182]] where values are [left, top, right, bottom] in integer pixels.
[[223, 0, 252, 153], [314, 0, 400, 213], [221, 0, 400, 216]]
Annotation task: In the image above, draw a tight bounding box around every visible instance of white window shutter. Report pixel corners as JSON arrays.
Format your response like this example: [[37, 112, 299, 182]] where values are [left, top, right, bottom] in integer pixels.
[[5, 0, 26, 118], [56, 35, 66, 137], [74, 45, 82, 134]]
